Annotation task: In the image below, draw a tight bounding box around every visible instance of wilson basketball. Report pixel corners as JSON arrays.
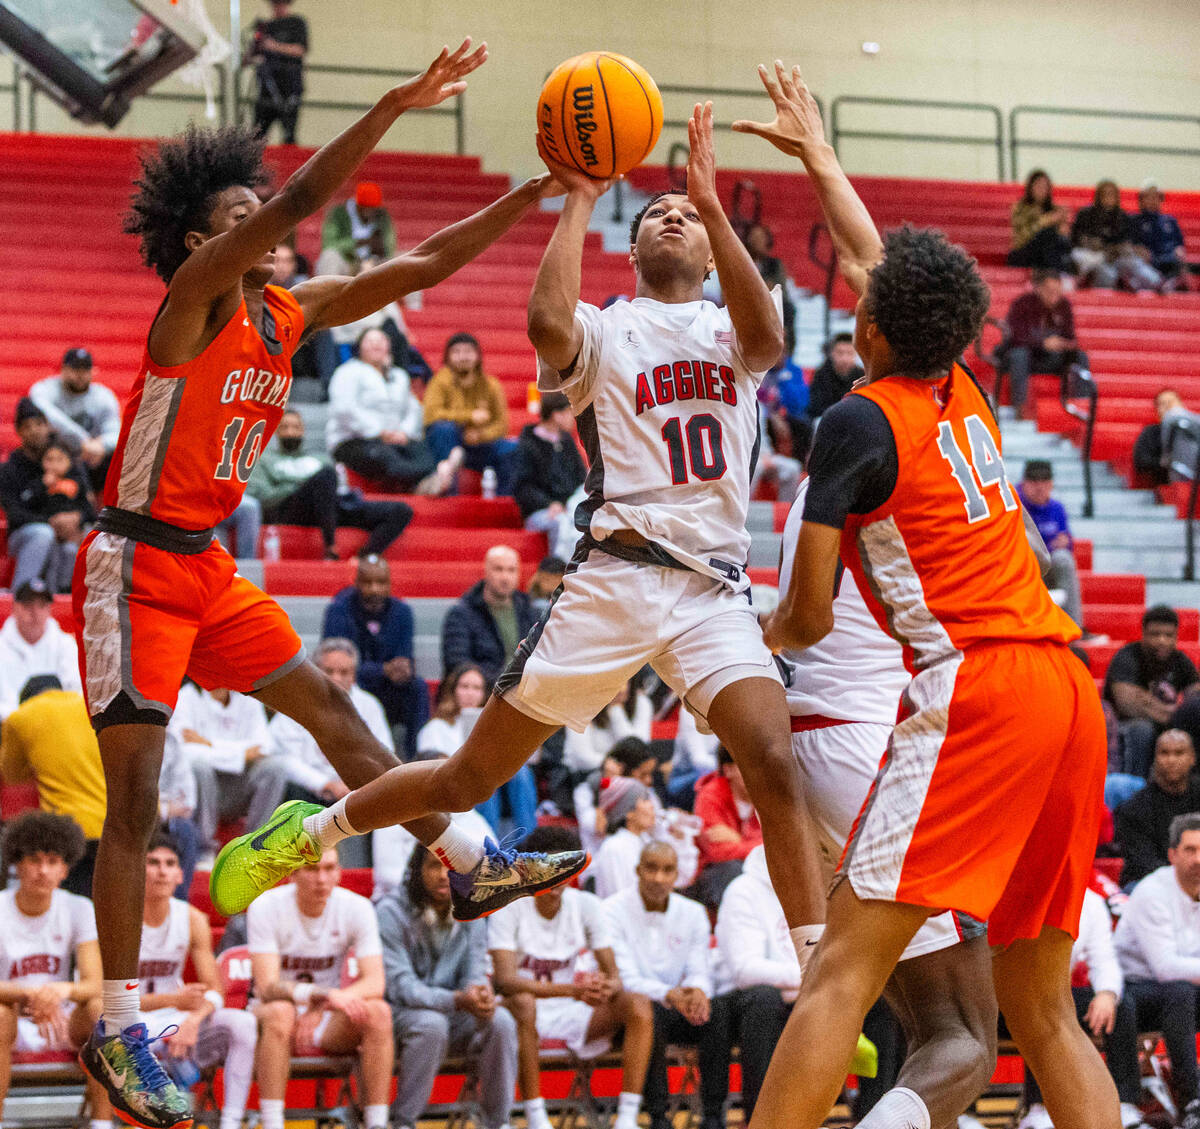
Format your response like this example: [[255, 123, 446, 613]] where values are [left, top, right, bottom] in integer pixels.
[[537, 52, 663, 179]]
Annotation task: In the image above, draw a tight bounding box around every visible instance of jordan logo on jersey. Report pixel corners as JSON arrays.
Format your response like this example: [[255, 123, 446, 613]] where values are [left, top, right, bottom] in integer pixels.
[[634, 360, 737, 416], [219, 367, 292, 410]]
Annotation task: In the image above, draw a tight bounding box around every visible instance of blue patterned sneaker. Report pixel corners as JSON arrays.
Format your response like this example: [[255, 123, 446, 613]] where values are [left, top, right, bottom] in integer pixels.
[[79, 1022, 193, 1129], [450, 836, 589, 921]]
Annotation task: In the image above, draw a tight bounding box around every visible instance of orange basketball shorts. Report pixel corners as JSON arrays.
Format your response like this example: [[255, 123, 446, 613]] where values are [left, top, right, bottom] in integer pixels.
[[839, 639, 1106, 947], [72, 530, 305, 729]]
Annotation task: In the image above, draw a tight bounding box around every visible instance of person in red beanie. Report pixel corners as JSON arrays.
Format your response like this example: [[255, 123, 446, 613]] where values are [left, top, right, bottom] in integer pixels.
[[318, 180, 397, 276], [692, 746, 762, 911]]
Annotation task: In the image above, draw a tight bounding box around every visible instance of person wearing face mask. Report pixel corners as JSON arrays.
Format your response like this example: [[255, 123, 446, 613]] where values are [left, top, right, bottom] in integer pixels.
[[248, 409, 413, 560]]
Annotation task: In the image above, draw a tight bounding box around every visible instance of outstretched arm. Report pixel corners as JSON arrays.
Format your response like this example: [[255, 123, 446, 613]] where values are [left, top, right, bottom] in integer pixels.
[[688, 102, 783, 371], [733, 62, 882, 297], [170, 39, 487, 307], [297, 174, 557, 333], [527, 140, 611, 372]]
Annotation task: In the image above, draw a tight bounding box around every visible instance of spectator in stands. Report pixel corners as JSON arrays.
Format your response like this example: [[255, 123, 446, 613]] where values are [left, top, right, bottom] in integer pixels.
[[424, 334, 517, 494], [1071, 180, 1162, 290], [250, 848, 394, 1129], [326, 328, 449, 495], [0, 813, 108, 1126], [1104, 605, 1200, 778], [157, 730, 202, 899], [418, 662, 537, 834], [272, 248, 335, 386], [1017, 888, 1146, 1129], [317, 182, 397, 277], [605, 841, 733, 1129], [713, 843, 797, 1121], [250, 0, 308, 145], [743, 223, 796, 356], [1, 674, 106, 897], [1133, 387, 1196, 488], [999, 269, 1090, 415], [562, 679, 654, 777], [441, 545, 536, 683], [250, 410, 414, 561], [169, 682, 287, 861], [29, 347, 121, 492], [1018, 460, 1085, 629], [512, 392, 586, 556], [693, 746, 762, 911], [592, 777, 658, 899], [572, 737, 655, 861], [1132, 181, 1188, 291], [526, 555, 566, 619], [751, 412, 801, 503], [803, 333, 863, 422], [267, 638, 391, 804], [139, 832, 258, 1129], [1113, 813, 1200, 1129], [1006, 169, 1074, 272], [1115, 728, 1200, 887], [24, 440, 94, 593], [0, 399, 59, 591], [323, 555, 429, 756], [669, 707, 720, 809], [0, 578, 80, 720], [488, 826, 653, 1129], [377, 846, 518, 1129]]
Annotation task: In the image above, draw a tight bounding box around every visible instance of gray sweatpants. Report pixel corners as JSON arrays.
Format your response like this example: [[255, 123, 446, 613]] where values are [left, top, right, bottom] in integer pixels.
[[192, 756, 291, 851], [392, 1005, 518, 1129]]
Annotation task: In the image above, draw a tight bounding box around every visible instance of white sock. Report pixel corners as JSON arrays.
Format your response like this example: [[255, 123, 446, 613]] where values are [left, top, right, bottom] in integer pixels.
[[90, 1120, 113, 1129], [363, 1103, 389, 1128], [428, 822, 484, 872], [303, 797, 359, 849], [790, 924, 825, 975], [219, 1116, 242, 1129], [1119, 1102, 1144, 1128], [525, 1097, 551, 1129], [855, 1087, 930, 1129], [101, 979, 141, 1034], [259, 1098, 285, 1129], [614, 1092, 642, 1128]]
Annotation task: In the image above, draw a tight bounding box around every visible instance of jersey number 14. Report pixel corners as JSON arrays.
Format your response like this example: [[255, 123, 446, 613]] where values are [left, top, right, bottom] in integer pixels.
[[936, 414, 1017, 523]]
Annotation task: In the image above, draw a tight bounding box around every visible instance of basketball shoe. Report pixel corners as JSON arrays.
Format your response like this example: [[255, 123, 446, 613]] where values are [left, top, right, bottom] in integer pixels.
[[79, 1021, 193, 1129]]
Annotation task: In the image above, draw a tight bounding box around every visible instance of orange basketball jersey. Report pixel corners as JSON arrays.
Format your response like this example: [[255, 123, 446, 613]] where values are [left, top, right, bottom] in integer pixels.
[[842, 364, 1078, 670], [104, 284, 303, 529]]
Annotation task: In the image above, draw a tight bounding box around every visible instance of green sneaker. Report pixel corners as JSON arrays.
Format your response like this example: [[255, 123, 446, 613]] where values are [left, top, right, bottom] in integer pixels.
[[849, 1032, 878, 1078], [209, 799, 322, 916], [79, 1021, 193, 1129]]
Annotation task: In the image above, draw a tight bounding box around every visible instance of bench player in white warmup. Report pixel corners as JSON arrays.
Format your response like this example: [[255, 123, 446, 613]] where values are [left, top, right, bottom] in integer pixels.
[[219, 102, 826, 945], [138, 834, 257, 1129]]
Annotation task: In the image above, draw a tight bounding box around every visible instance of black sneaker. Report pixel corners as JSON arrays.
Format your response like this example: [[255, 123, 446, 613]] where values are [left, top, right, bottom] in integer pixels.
[[79, 1021, 193, 1129], [449, 836, 589, 921]]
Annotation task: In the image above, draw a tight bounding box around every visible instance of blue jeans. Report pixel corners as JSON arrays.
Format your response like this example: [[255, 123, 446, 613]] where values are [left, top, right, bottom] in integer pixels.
[[475, 764, 538, 837], [215, 494, 262, 559], [8, 522, 54, 590], [426, 420, 518, 495]]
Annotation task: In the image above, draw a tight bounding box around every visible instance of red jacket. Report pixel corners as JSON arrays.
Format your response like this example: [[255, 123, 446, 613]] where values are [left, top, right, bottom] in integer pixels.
[[695, 771, 762, 868]]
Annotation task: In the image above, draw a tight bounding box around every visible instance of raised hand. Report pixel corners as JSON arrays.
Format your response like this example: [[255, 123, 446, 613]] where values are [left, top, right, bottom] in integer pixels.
[[395, 38, 488, 111], [686, 102, 719, 208], [535, 134, 613, 200], [732, 61, 827, 157]]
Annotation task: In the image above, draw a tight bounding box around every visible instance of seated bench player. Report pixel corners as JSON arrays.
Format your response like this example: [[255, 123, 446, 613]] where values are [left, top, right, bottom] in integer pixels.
[[139, 832, 258, 1129], [0, 812, 110, 1129], [248, 848, 394, 1129]]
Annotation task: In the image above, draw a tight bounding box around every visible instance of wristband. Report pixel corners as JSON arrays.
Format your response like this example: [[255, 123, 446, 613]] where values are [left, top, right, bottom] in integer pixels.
[[290, 983, 314, 1006], [204, 990, 224, 1012], [790, 923, 825, 977]]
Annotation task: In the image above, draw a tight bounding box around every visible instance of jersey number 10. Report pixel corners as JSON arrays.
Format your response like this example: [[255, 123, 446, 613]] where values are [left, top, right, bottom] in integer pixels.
[[936, 414, 1018, 524], [215, 416, 267, 483], [661, 414, 727, 485]]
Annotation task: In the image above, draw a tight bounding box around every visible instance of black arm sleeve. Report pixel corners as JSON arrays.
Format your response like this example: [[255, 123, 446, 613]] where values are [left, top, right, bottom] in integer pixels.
[[802, 395, 899, 529]]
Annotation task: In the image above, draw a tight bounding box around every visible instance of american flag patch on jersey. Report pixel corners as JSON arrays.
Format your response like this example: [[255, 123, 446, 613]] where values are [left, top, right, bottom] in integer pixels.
[[715, 330, 732, 345]]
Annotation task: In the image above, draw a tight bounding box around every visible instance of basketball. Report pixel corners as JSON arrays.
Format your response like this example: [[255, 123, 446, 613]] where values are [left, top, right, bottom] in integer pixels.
[[537, 51, 663, 179]]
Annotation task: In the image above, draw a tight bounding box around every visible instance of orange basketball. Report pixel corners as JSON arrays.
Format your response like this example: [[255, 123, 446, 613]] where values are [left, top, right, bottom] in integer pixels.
[[537, 51, 663, 179]]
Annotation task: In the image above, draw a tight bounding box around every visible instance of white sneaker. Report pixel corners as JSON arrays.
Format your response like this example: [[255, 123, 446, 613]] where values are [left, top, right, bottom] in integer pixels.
[[1119, 1102, 1148, 1129], [1017, 1105, 1054, 1129], [959, 1116, 987, 1129]]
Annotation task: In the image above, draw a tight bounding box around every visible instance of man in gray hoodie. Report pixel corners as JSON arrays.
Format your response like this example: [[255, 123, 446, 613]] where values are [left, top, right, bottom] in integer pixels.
[[377, 844, 518, 1129], [29, 347, 121, 491]]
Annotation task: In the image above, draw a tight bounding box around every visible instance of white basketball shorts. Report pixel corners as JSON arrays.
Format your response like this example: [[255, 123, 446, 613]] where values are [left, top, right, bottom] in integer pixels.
[[535, 997, 611, 1060], [499, 553, 779, 733]]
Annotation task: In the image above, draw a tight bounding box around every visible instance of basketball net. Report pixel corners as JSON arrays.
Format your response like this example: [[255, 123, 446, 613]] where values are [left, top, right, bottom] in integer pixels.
[[173, 0, 231, 120]]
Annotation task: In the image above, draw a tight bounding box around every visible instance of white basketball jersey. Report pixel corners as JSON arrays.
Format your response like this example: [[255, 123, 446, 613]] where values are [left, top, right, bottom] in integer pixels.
[[780, 479, 910, 724], [138, 899, 191, 994], [486, 887, 608, 986], [246, 885, 381, 990], [0, 887, 95, 984], [539, 295, 780, 592]]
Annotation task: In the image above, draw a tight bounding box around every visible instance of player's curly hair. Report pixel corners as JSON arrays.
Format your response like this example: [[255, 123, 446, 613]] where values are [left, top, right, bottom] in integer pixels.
[[2, 811, 86, 872], [124, 123, 268, 284], [864, 225, 991, 378]]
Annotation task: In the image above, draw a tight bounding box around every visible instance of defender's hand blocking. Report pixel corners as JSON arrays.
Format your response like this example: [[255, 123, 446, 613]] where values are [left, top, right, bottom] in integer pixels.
[[394, 38, 488, 110], [732, 61, 827, 157], [686, 102, 720, 208]]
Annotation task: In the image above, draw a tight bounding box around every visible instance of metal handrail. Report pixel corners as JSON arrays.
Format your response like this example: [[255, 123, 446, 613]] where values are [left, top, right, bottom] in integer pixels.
[[1060, 365, 1099, 519], [831, 96, 1005, 180], [1165, 416, 1200, 581], [665, 141, 688, 192], [656, 82, 824, 134], [807, 221, 837, 342], [1010, 105, 1200, 183]]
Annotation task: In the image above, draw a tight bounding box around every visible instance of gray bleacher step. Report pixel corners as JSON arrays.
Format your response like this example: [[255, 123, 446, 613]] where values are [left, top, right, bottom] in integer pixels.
[[1053, 490, 1172, 515], [746, 501, 778, 534], [1147, 580, 1200, 610], [1095, 548, 1189, 580], [1073, 518, 1183, 548]]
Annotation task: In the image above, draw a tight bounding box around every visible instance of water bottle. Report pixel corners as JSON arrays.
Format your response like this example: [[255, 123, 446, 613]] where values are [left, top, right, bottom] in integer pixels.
[[480, 467, 498, 500], [527, 381, 541, 416], [335, 462, 351, 495], [166, 1053, 202, 1089], [263, 525, 281, 562]]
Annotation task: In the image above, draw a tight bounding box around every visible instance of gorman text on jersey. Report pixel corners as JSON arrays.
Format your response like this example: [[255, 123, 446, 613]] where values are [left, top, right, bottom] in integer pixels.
[[218, 366, 292, 409]]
